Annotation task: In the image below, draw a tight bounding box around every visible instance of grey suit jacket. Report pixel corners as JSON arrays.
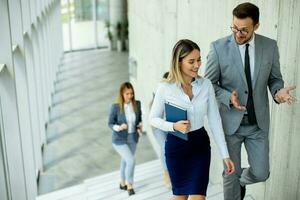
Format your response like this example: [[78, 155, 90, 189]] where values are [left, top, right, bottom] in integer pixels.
[[205, 34, 284, 135], [108, 101, 142, 144]]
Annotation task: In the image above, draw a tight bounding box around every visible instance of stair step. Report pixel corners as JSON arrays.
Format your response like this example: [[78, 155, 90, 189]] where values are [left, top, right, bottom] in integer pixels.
[[86, 169, 164, 199], [86, 163, 161, 193], [37, 185, 85, 200], [84, 159, 160, 185], [36, 159, 230, 200]]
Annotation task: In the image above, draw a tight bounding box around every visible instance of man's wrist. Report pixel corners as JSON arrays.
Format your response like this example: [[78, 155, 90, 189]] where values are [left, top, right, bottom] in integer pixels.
[[273, 89, 281, 104]]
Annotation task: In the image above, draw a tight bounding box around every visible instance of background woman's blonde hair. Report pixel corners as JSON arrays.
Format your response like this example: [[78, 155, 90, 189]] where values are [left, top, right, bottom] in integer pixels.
[[165, 39, 200, 85], [117, 82, 137, 113]]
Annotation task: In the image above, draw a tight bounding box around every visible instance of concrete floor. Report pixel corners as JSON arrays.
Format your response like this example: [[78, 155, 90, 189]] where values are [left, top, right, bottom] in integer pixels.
[[38, 49, 157, 195]]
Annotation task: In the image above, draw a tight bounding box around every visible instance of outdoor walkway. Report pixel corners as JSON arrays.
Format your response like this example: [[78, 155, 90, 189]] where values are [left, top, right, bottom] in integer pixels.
[[38, 49, 157, 194]]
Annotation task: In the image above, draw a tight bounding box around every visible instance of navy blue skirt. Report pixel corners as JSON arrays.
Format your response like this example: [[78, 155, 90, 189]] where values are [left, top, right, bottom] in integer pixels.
[[165, 127, 211, 196]]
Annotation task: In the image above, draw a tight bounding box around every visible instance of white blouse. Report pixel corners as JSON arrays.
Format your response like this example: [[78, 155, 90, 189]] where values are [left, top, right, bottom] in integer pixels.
[[149, 78, 229, 159], [113, 102, 136, 134], [124, 102, 136, 133]]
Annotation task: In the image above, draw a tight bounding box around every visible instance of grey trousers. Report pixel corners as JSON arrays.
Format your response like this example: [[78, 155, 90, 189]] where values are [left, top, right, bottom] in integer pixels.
[[223, 123, 270, 200]]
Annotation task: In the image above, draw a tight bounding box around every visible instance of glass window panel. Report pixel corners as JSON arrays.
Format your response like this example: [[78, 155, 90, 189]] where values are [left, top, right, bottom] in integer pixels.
[[71, 0, 95, 50], [96, 0, 109, 47], [61, 0, 110, 51], [61, 0, 72, 51]]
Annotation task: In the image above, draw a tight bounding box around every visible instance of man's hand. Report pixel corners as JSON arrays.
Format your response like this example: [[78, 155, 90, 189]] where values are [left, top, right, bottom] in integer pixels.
[[173, 120, 190, 134], [274, 86, 297, 105], [224, 158, 235, 175], [230, 90, 246, 111], [137, 124, 143, 136]]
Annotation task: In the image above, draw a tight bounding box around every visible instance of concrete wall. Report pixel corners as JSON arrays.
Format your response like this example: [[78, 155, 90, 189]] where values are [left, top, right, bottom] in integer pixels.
[[128, 0, 300, 199], [0, 0, 63, 199]]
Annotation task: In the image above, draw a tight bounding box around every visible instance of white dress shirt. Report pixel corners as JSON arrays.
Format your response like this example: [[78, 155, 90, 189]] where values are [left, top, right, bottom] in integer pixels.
[[124, 102, 136, 133], [113, 102, 136, 133], [149, 78, 229, 159], [238, 34, 255, 86]]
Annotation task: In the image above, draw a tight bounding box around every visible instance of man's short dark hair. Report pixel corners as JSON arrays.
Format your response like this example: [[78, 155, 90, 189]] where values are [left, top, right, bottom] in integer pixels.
[[233, 2, 259, 25]]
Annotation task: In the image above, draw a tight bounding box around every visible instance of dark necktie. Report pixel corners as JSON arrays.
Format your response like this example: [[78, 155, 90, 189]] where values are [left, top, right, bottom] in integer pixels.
[[245, 44, 256, 124]]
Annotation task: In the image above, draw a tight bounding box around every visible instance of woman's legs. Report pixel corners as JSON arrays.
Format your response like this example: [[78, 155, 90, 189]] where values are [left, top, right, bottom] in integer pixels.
[[153, 128, 171, 186], [189, 195, 206, 200], [172, 195, 188, 200], [172, 194, 206, 200], [120, 159, 126, 184], [163, 170, 171, 187], [126, 138, 137, 189], [153, 128, 168, 170], [113, 142, 136, 186]]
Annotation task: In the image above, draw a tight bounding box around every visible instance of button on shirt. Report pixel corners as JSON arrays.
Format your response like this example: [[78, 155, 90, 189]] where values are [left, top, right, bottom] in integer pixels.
[[238, 34, 255, 86], [149, 78, 229, 159]]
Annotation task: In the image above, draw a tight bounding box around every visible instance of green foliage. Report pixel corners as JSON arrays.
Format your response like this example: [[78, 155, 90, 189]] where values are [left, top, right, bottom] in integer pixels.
[[107, 30, 113, 41]]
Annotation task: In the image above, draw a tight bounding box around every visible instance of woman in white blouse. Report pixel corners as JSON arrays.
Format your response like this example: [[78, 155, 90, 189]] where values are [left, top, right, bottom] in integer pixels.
[[108, 82, 142, 196], [149, 39, 235, 200]]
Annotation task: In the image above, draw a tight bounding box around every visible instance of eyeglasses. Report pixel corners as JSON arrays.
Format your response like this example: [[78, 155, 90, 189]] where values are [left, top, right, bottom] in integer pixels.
[[230, 26, 249, 35]]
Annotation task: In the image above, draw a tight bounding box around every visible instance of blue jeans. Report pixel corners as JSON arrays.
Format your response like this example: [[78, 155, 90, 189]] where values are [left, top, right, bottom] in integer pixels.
[[153, 128, 167, 170], [112, 134, 137, 184]]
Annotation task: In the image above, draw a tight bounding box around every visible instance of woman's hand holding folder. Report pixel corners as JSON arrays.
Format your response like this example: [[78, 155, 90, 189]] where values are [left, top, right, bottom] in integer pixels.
[[173, 120, 190, 134]]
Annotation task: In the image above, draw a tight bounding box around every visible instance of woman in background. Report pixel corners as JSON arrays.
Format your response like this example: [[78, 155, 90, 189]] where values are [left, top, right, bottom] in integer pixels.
[[108, 82, 142, 196], [149, 72, 171, 188]]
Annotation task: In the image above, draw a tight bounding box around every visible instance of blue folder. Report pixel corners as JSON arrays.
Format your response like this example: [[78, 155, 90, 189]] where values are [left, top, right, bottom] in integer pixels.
[[165, 102, 188, 141]]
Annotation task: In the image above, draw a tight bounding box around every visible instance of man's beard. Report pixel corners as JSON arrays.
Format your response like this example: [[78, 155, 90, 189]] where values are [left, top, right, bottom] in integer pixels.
[[234, 33, 254, 45]]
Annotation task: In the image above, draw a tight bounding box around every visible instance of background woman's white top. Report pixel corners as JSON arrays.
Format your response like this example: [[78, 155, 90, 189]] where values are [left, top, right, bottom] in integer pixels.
[[113, 102, 136, 134], [124, 102, 136, 133], [149, 78, 229, 159]]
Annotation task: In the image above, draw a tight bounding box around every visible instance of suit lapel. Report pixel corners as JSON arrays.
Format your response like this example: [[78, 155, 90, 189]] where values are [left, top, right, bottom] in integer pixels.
[[229, 35, 247, 86], [253, 35, 263, 88]]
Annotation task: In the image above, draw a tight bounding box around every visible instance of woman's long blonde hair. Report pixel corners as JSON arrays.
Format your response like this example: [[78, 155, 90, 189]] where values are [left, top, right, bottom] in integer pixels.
[[165, 39, 200, 85], [117, 82, 137, 113]]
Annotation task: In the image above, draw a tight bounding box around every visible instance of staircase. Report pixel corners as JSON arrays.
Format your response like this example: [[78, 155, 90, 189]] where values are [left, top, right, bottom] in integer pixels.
[[37, 159, 254, 200]]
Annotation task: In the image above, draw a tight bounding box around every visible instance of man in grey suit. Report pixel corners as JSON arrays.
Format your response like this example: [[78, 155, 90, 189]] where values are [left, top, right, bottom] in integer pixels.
[[205, 2, 296, 200]]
